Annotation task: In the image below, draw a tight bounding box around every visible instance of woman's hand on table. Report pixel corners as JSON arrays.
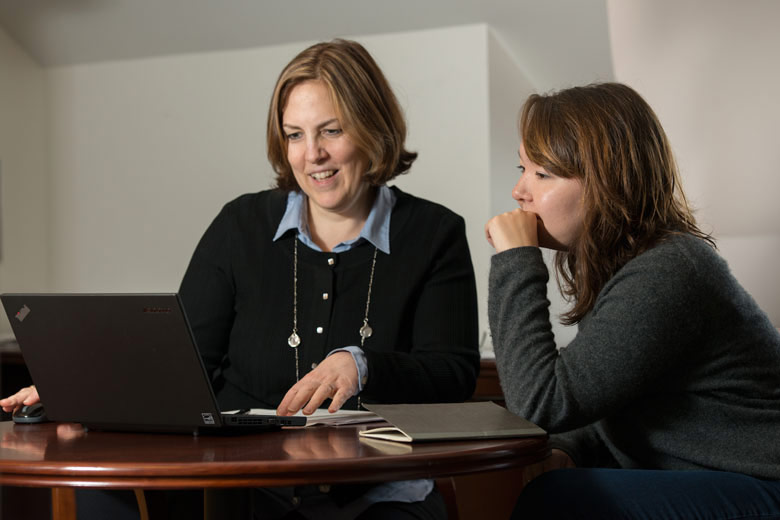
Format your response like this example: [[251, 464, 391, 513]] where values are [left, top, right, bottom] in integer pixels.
[[276, 351, 359, 416]]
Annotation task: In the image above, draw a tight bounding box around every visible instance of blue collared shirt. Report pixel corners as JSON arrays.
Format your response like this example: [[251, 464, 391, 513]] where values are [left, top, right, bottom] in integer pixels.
[[273, 186, 394, 254]]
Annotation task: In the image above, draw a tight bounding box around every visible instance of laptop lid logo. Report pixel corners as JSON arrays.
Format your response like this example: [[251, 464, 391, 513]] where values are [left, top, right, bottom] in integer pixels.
[[15, 305, 31, 322], [201, 413, 215, 425], [143, 307, 172, 314]]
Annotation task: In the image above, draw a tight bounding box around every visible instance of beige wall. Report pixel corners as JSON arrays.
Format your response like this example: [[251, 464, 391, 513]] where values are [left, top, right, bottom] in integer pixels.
[[608, 0, 780, 326], [0, 26, 49, 335], [8, 2, 777, 348]]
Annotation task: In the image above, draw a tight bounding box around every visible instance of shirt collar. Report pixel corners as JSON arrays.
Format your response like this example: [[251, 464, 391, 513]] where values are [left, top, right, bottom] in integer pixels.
[[273, 185, 395, 254]]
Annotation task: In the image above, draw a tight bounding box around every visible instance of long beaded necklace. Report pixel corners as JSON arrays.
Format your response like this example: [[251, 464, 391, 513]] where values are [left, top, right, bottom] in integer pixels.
[[288, 238, 378, 382]]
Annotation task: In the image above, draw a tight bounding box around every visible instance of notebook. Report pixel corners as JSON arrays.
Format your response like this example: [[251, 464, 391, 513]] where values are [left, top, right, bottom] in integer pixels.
[[0, 293, 306, 434], [359, 401, 546, 443]]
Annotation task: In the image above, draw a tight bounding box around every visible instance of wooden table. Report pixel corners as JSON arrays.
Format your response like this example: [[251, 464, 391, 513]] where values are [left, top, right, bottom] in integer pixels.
[[0, 420, 548, 519]]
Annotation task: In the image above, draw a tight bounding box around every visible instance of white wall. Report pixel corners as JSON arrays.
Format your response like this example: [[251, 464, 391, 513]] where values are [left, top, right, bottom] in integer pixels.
[[608, 0, 780, 326], [47, 42, 284, 292], [15, 2, 775, 351], [0, 26, 49, 336], [3, 2, 776, 361], [45, 25, 508, 340]]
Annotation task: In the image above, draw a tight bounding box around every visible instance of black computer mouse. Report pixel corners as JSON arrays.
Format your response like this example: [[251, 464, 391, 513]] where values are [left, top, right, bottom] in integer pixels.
[[12, 403, 49, 424]]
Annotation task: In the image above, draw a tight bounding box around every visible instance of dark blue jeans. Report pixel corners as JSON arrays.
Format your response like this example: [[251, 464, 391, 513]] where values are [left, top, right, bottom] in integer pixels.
[[514, 468, 780, 519]]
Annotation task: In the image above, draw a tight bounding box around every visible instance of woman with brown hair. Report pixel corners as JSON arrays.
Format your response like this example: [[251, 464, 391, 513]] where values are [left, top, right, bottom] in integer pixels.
[[3, 39, 479, 519], [179, 38, 479, 519], [485, 83, 780, 518]]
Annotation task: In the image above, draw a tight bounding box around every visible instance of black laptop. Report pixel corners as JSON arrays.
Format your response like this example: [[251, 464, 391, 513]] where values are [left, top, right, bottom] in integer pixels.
[[0, 293, 305, 434]]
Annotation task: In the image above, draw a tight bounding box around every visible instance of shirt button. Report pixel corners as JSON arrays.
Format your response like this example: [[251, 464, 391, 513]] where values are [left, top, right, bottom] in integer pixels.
[[322, 292, 329, 300], [327, 257, 335, 266], [319, 484, 331, 493], [316, 327, 324, 334]]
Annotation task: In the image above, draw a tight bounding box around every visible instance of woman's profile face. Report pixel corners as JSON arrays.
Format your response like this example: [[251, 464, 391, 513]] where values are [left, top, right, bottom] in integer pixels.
[[512, 142, 584, 250], [282, 80, 371, 220]]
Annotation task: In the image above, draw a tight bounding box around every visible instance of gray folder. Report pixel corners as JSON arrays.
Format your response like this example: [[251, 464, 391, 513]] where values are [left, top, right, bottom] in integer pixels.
[[360, 401, 546, 442]]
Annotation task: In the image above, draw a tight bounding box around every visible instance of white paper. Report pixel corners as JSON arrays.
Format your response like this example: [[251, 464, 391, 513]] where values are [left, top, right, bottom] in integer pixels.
[[226, 408, 382, 427], [358, 426, 413, 443]]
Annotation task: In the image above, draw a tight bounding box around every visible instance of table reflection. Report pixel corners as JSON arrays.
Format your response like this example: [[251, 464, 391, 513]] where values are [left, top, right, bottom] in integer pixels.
[[282, 426, 364, 460]]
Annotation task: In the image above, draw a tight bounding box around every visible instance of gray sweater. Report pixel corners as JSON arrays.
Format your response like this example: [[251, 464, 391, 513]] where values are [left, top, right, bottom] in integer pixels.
[[488, 233, 780, 479]]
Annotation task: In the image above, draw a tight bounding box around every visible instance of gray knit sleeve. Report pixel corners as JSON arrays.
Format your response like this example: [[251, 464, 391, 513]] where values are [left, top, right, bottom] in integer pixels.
[[489, 240, 705, 433], [490, 236, 780, 477]]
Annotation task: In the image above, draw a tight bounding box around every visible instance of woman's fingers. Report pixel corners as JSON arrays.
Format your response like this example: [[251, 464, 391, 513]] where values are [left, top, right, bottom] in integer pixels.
[[0, 385, 39, 413], [276, 353, 358, 416]]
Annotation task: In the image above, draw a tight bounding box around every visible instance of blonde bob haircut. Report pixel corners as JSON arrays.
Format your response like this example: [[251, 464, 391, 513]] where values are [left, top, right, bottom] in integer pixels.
[[267, 39, 417, 191], [520, 83, 714, 325]]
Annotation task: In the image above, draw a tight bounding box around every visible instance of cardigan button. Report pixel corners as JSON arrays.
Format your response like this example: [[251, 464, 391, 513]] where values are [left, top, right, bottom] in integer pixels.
[[322, 292, 329, 300], [327, 257, 336, 266], [316, 327, 324, 334]]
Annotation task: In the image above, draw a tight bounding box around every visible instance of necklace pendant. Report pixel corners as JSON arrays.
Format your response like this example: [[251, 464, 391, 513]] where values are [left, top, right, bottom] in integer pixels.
[[288, 332, 301, 348], [359, 321, 373, 339]]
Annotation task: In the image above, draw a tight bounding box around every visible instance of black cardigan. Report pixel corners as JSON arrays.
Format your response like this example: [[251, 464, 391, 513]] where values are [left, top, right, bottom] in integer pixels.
[[180, 187, 480, 410]]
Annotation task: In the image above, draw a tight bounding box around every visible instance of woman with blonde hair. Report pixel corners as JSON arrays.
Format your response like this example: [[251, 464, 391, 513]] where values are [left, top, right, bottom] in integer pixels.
[[485, 82, 780, 518], [3, 39, 479, 520]]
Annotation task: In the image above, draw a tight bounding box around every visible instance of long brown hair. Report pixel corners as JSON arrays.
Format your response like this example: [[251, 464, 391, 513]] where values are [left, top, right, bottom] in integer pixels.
[[520, 83, 714, 324], [267, 39, 417, 191]]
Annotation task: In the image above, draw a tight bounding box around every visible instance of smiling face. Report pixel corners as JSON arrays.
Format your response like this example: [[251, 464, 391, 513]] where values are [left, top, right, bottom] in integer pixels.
[[513, 142, 585, 250], [283, 80, 372, 222]]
